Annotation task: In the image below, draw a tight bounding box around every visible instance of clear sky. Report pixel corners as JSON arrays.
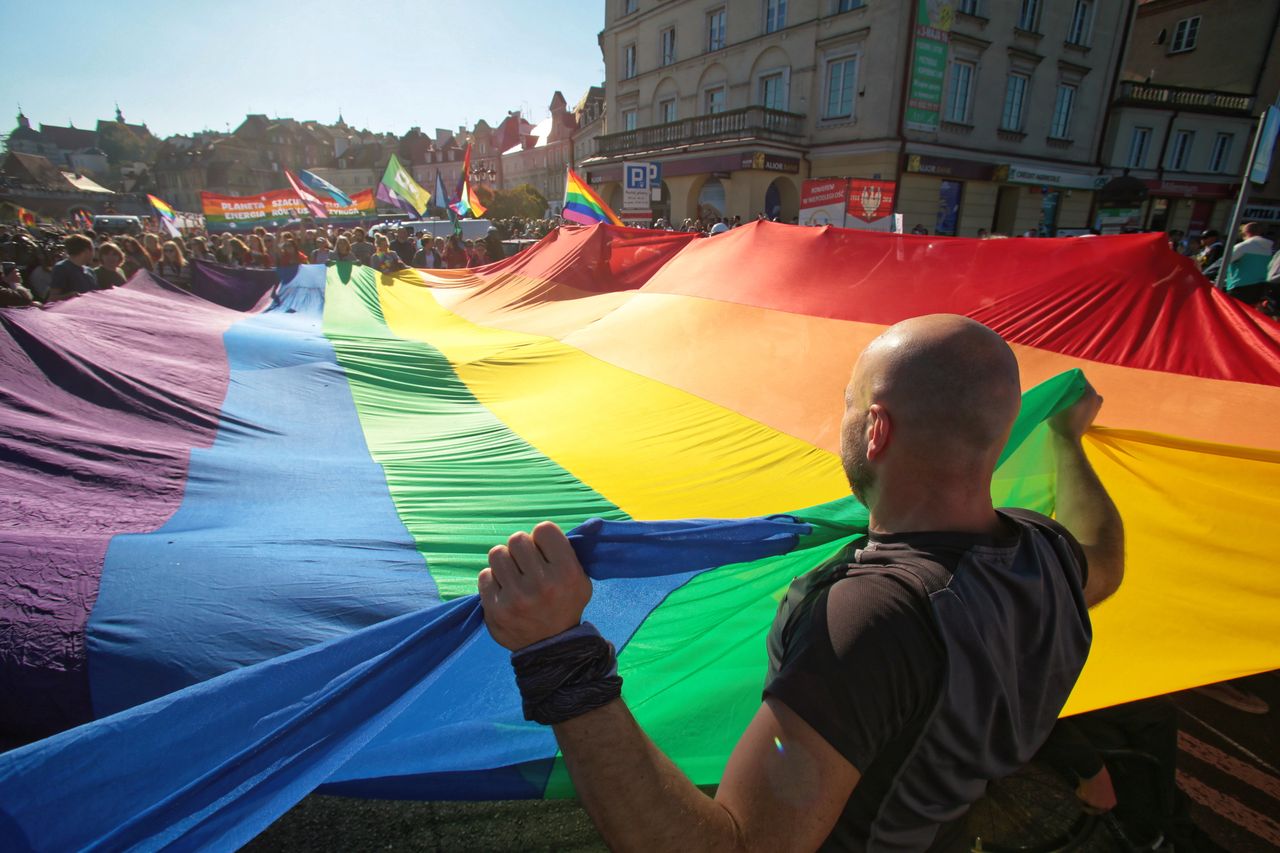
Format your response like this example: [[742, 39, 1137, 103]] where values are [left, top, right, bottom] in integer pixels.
[[2, 0, 606, 139]]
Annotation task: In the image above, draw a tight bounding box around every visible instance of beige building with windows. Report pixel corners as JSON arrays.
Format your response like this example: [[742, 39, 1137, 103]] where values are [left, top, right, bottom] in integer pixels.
[[1096, 0, 1280, 237], [587, 0, 1130, 235]]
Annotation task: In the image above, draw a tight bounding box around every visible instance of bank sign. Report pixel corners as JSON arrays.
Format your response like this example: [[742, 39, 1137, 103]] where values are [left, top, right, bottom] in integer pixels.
[[905, 1, 956, 132]]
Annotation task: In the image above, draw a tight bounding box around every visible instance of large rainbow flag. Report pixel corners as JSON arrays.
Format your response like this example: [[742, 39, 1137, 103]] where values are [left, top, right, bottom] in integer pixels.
[[563, 166, 622, 225], [1, 224, 1278, 849]]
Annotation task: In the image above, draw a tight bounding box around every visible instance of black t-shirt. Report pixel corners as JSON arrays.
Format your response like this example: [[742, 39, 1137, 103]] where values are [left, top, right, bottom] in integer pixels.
[[390, 238, 417, 265], [764, 509, 1089, 851], [50, 258, 99, 297]]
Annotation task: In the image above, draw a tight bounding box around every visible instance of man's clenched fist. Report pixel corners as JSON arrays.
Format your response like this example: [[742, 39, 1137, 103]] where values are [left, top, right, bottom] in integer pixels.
[[479, 521, 593, 651]]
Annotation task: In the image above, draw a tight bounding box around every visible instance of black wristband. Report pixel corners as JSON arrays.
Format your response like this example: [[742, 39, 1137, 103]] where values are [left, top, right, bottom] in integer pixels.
[[511, 623, 622, 725]]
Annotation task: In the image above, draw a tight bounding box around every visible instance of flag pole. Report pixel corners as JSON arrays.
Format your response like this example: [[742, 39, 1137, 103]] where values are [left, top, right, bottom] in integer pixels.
[[1215, 111, 1268, 289]]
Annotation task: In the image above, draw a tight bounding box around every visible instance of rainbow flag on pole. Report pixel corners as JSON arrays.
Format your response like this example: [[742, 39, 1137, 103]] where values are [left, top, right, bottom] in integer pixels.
[[450, 144, 487, 219], [147, 194, 180, 237], [563, 167, 622, 226]]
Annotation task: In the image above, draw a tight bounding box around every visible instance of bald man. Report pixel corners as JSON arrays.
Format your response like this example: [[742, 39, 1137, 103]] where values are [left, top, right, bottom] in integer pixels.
[[481, 315, 1123, 852]]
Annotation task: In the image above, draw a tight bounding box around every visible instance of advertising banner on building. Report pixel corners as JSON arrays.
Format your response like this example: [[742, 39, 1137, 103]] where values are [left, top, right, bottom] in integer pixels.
[[201, 188, 376, 229], [904, 1, 955, 132], [800, 178, 849, 227], [845, 178, 897, 232]]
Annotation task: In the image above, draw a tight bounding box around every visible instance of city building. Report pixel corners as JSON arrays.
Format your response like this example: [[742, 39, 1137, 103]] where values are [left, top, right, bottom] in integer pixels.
[[501, 92, 581, 209], [1096, 0, 1280, 236], [586, 0, 1130, 235]]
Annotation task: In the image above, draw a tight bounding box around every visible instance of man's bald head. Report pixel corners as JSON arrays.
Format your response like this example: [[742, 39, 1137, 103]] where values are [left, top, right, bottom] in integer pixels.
[[841, 315, 1020, 499]]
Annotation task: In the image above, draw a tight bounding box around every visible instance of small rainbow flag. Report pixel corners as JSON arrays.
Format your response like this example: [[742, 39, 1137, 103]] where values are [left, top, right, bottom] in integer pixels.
[[147, 194, 180, 237], [563, 167, 622, 226], [17, 206, 36, 226]]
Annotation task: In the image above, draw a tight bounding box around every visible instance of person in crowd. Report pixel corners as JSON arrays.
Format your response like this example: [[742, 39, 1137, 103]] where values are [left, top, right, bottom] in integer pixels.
[[391, 226, 418, 266], [225, 237, 253, 267], [155, 241, 191, 289], [351, 228, 375, 265], [276, 237, 308, 267], [442, 235, 467, 269], [141, 232, 164, 265], [310, 236, 332, 264], [209, 234, 229, 264], [976, 228, 989, 239], [911, 224, 930, 235], [48, 234, 100, 300], [1195, 230, 1224, 272], [94, 242, 129, 289], [478, 315, 1119, 852], [1221, 221, 1274, 307], [483, 228, 506, 263], [369, 234, 402, 273], [301, 229, 318, 257], [247, 234, 271, 268], [188, 237, 215, 263], [0, 261, 35, 307], [330, 235, 359, 264], [470, 241, 489, 266], [263, 233, 277, 259], [25, 247, 59, 302], [412, 235, 439, 269]]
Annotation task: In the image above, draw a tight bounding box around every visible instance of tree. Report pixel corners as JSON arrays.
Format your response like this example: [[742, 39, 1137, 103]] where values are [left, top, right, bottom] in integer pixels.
[[482, 184, 548, 219]]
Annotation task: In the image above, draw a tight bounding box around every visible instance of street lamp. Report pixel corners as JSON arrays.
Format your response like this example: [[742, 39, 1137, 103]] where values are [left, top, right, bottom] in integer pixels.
[[470, 164, 497, 184]]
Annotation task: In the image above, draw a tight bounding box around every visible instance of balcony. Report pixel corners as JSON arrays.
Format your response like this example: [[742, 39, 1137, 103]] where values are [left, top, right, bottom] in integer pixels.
[[1116, 82, 1254, 114], [593, 106, 806, 159]]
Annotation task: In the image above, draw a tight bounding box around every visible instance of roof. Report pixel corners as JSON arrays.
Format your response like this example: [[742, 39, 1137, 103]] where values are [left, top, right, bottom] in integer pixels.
[[61, 172, 114, 193], [1, 151, 74, 188], [503, 117, 553, 156], [38, 124, 98, 151]]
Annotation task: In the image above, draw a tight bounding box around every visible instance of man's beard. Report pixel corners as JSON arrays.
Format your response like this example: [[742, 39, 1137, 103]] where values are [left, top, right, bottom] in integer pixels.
[[842, 426, 875, 505]]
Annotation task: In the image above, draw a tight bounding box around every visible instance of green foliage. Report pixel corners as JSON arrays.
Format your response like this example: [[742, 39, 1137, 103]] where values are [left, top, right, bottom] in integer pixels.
[[97, 123, 158, 165], [483, 184, 548, 219]]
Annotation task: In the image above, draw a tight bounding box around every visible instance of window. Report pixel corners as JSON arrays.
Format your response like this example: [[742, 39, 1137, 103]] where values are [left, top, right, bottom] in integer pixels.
[[622, 43, 636, 79], [835, 0, 862, 11], [1067, 0, 1093, 45], [1050, 84, 1075, 138], [660, 27, 676, 65], [623, 0, 638, 14], [765, 0, 787, 33], [704, 85, 727, 114], [1127, 127, 1151, 168], [824, 56, 858, 119], [1209, 133, 1233, 173], [944, 60, 975, 123], [1170, 16, 1200, 53], [1017, 0, 1040, 31], [707, 7, 726, 51], [1168, 130, 1194, 170], [957, 0, 981, 15], [658, 98, 677, 124], [1001, 73, 1029, 131], [623, 109, 637, 131], [759, 72, 787, 110]]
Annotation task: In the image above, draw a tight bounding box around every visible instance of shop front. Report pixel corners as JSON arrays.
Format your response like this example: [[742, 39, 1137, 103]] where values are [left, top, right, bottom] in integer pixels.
[[992, 163, 1106, 237], [1140, 179, 1237, 238], [900, 153, 999, 236], [585, 149, 803, 225]]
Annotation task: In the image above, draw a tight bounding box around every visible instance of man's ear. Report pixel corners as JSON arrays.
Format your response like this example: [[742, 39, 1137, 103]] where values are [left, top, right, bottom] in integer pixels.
[[866, 403, 890, 460]]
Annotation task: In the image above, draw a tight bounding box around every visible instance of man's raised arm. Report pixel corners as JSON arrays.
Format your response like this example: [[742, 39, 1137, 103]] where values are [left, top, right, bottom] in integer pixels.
[[479, 522, 858, 853], [1048, 382, 1124, 606]]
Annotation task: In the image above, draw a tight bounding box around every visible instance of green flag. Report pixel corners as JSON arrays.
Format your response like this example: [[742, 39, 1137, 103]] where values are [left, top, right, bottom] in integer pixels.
[[378, 154, 432, 216]]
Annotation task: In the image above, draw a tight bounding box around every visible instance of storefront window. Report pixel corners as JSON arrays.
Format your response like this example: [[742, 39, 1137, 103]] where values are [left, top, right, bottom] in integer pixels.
[[936, 180, 962, 235], [1038, 190, 1060, 236]]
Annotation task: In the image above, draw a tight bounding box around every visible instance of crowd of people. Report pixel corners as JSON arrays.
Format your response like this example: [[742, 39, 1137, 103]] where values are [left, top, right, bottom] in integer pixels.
[[3, 215, 1279, 318]]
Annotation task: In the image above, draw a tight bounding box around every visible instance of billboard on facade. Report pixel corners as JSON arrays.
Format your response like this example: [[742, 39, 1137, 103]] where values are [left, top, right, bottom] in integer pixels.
[[845, 178, 898, 232], [904, 1, 956, 132], [800, 178, 849, 227]]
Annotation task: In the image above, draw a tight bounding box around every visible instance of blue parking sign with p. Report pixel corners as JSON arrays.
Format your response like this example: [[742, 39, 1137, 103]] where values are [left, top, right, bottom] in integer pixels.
[[626, 163, 648, 190]]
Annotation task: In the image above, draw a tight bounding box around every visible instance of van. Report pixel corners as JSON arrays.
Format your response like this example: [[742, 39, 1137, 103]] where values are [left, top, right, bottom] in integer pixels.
[[369, 219, 494, 242], [92, 215, 144, 236]]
